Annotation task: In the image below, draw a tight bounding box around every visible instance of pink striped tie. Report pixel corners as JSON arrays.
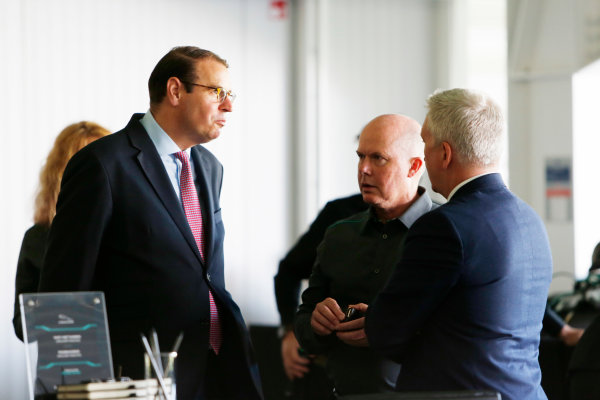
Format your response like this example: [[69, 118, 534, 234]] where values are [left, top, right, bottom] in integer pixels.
[[174, 151, 222, 354]]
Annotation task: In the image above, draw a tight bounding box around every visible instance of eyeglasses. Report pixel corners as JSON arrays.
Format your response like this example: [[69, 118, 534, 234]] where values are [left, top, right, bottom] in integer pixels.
[[181, 81, 237, 104]]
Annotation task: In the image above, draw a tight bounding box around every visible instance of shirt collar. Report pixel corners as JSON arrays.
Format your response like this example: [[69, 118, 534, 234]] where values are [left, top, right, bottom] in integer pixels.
[[140, 110, 189, 158], [369, 186, 432, 229], [397, 186, 432, 228], [447, 172, 494, 201]]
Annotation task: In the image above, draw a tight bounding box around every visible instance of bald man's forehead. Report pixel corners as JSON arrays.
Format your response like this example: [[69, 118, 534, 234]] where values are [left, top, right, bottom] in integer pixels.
[[363, 115, 420, 135], [358, 127, 402, 157], [360, 123, 398, 143]]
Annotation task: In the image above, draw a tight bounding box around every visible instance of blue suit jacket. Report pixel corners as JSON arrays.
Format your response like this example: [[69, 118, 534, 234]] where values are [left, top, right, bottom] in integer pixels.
[[39, 114, 263, 400], [365, 173, 551, 400]]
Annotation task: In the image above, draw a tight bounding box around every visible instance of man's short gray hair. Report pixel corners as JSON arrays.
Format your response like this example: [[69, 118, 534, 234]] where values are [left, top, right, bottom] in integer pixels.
[[426, 88, 504, 167]]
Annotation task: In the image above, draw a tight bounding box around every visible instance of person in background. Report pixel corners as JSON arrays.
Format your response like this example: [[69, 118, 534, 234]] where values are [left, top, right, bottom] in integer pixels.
[[542, 243, 600, 346], [275, 192, 366, 388], [365, 88, 552, 400], [38, 46, 263, 400], [566, 240, 600, 399], [12, 121, 110, 341], [543, 305, 584, 346], [295, 114, 437, 396]]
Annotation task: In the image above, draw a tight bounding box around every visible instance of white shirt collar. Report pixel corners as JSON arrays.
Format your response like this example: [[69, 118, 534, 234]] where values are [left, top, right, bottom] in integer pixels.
[[140, 110, 187, 157], [447, 172, 494, 201]]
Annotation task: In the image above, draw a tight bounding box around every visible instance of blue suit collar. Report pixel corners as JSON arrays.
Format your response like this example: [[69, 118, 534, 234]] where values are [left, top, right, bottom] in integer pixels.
[[450, 173, 505, 201]]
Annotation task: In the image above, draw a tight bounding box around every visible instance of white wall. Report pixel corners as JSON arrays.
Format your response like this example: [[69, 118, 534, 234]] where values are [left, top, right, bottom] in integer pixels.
[[573, 61, 600, 280], [508, 1, 577, 294], [440, 0, 508, 178], [0, 0, 289, 398], [508, 0, 600, 292], [314, 0, 435, 206], [293, 0, 438, 228], [291, 0, 506, 228]]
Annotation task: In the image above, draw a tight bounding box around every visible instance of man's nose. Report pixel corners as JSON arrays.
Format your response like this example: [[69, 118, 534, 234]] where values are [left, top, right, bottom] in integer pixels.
[[220, 96, 233, 112], [359, 160, 370, 175]]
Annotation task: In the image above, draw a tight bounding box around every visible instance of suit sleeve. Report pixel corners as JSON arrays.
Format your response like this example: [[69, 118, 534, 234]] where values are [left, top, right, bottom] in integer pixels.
[[543, 305, 565, 337], [13, 226, 47, 341], [38, 147, 112, 292], [294, 241, 337, 354], [365, 211, 462, 363]]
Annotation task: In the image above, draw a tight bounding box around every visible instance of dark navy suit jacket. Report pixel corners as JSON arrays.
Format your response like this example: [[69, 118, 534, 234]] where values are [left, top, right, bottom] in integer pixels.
[[365, 173, 551, 400], [39, 114, 263, 400]]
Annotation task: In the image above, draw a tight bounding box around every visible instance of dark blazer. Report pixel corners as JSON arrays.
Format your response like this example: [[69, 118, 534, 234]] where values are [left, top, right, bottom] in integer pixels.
[[567, 313, 600, 399], [39, 114, 262, 400], [365, 173, 552, 400], [12, 224, 49, 341]]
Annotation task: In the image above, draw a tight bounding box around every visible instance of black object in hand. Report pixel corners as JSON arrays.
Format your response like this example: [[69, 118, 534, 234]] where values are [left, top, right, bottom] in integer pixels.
[[297, 347, 310, 358], [342, 306, 364, 322]]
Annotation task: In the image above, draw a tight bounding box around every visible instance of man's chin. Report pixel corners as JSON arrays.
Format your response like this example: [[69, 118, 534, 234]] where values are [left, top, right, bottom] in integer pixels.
[[205, 130, 221, 142], [360, 192, 378, 205]]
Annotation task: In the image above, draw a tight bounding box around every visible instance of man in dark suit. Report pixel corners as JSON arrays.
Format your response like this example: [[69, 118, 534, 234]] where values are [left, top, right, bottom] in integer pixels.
[[365, 88, 552, 400], [38, 46, 263, 400]]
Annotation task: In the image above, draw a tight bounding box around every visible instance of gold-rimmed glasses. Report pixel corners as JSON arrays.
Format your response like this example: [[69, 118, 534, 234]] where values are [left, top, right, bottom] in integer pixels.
[[181, 81, 237, 104]]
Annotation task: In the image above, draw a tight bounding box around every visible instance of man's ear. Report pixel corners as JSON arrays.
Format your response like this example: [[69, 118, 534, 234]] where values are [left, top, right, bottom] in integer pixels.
[[441, 142, 452, 169], [166, 77, 184, 106], [407, 157, 423, 177]]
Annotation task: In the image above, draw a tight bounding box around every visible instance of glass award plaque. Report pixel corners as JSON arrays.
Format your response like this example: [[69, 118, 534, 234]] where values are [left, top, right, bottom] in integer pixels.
[[20, 292, 114, 399]]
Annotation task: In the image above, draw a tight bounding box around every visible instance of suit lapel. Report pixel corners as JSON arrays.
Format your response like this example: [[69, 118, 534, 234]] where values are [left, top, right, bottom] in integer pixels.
[[190, 146, 215, 265], [126, 117, 205, 268]]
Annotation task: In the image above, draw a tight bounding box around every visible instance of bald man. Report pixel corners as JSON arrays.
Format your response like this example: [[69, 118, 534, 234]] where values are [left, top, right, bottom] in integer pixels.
[[294, 114, 438, 396]]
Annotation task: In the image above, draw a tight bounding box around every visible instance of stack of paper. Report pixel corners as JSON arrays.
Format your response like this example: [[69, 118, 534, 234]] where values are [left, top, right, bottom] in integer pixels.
[[56, 378, 173, 399]]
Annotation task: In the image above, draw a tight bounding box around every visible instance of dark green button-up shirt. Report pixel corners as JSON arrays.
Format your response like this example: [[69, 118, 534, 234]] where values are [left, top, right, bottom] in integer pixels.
[[295, 187, 436, 395]]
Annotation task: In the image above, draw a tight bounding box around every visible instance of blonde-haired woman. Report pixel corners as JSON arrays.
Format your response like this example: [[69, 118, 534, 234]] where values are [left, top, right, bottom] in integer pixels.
[[12, 121, 110, 340]]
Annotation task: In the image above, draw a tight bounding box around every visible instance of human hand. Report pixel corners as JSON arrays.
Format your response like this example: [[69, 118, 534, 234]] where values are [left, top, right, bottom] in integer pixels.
[[336, 303, 369, 347], [310, 297, 345, 336], [281, 330, 311, 380], [559, 324, 584, 346]]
